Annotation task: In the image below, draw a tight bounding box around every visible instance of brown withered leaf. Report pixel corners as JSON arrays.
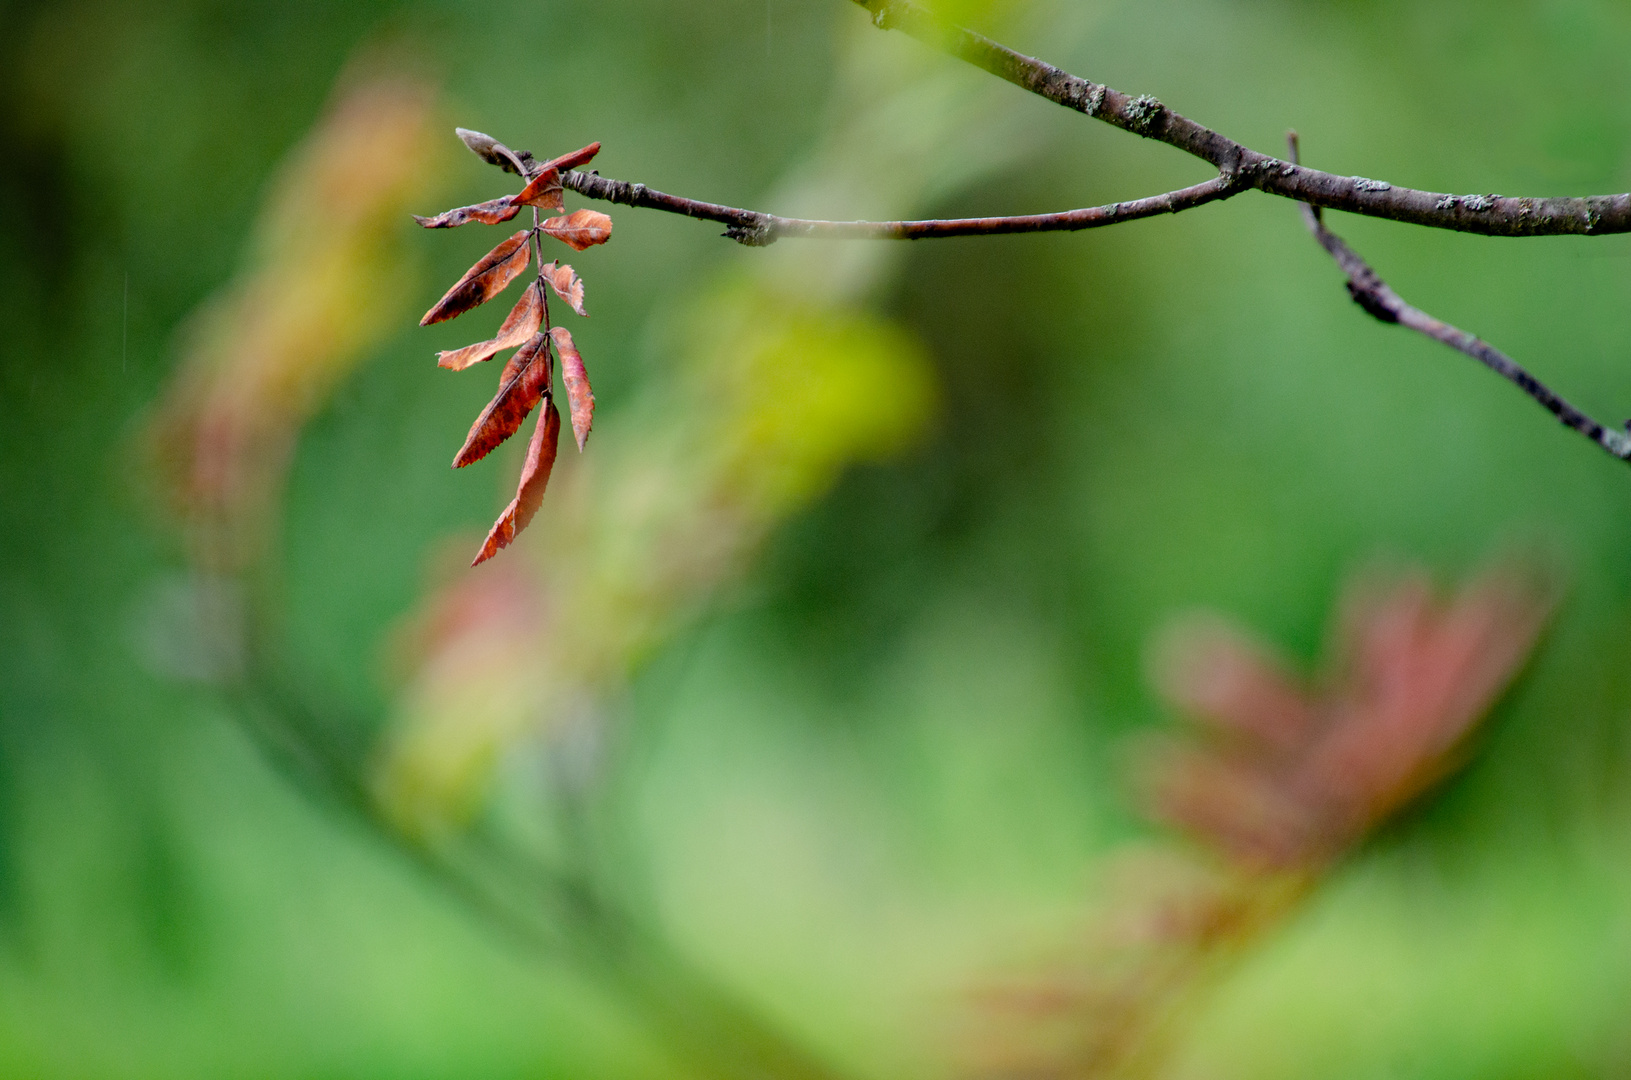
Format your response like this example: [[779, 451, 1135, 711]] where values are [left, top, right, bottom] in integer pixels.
[[436, 283, 544, 371], [420, 231, 531, 326], [1143, 563, 1554, 870], [539, 261, 587, 317], [511, 168, 564, 213], [413, 196, 522, 229], [539, 141, 601, 173], [453, 332, 552, 468], [499, 145, 602, 213], [551, 326, 594, 451], [472, 398, 560, 566], [540, 209, 613, 251]]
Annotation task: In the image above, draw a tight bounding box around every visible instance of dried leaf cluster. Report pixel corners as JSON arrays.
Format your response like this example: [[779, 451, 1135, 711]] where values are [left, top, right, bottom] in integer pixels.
[[416, 132, 612, 565]]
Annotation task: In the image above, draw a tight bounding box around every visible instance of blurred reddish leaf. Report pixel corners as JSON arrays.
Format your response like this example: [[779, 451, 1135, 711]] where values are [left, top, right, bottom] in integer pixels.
[[540, 262, 586, 317], [419, 230, 531, 326], [436, 282, 545, 371], [149, 68, 444, 574], [551, 326, 594, 452], [511, 168, 565, 213], [413, 196, 523, 229], [473, 399, 560, 566], [1144, 564, 1554, 870], [541, 209, 613, 251], [453, 332, 552, 468]]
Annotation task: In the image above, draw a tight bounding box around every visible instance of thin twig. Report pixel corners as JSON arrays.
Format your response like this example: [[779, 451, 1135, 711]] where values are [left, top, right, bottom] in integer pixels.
[[464, 135, 1240, 246], [1285, 133, 1631, 463], [560, 170, 1239, 245], [853, 0, 1631, 238]]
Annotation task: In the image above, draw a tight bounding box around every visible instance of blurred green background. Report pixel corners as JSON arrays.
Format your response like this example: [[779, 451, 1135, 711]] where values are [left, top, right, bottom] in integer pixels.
[[7, 0, 1631, 1076]]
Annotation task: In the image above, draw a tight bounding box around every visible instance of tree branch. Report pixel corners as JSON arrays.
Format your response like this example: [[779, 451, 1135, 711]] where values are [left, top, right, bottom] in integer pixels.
[[1285, 134, 1631, 463], [465, 0, 1631, 466], [559, 169, 1240, 245], [853, 0, 1631, 238]]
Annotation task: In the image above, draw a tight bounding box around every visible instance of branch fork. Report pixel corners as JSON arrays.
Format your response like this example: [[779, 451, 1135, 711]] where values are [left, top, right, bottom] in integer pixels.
[[432, 0, 1631, 503]]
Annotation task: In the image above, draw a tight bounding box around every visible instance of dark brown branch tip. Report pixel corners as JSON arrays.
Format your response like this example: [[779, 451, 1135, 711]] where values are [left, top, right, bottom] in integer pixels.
[[456, 127, 529, 176], [455, 128, 510, 169]]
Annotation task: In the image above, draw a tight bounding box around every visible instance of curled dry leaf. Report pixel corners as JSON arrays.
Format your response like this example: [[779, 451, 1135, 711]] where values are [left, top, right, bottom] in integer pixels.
[[473, 399, 560, 566], [539, 261, 586, 317], [437, 283, 544, 371], [503, 146, 601, 213], [512, 168, 565, 213], [1144, 563, 1554, 870], [538, 141, 601, 173], [551, 325, 594, 451], [541, 209, 613, 251], [455, 127, 523, 175], [419, 231, 531, 326], [453, 332, 552, 467], [413, 196, 522, 229]]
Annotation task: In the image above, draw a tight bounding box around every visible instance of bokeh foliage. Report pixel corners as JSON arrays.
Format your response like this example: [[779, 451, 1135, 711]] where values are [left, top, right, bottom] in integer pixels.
[[6, 0, 1631, 1077]]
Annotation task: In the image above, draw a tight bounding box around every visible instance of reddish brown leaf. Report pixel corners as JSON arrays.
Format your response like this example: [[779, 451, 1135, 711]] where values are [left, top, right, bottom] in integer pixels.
[[472, 398, 560, 566], [494, 329, 543, 389], [453, 333, 552, 468], [413, 196, 522, 229], [551, 326, 594, 451], [539, 141, 601, 173], [420, 231, 531, 326], [541, 209, 613, 251], [511, 168, 564, 213], [437, 283, 544, 371], [539, 261, 586, 317]]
